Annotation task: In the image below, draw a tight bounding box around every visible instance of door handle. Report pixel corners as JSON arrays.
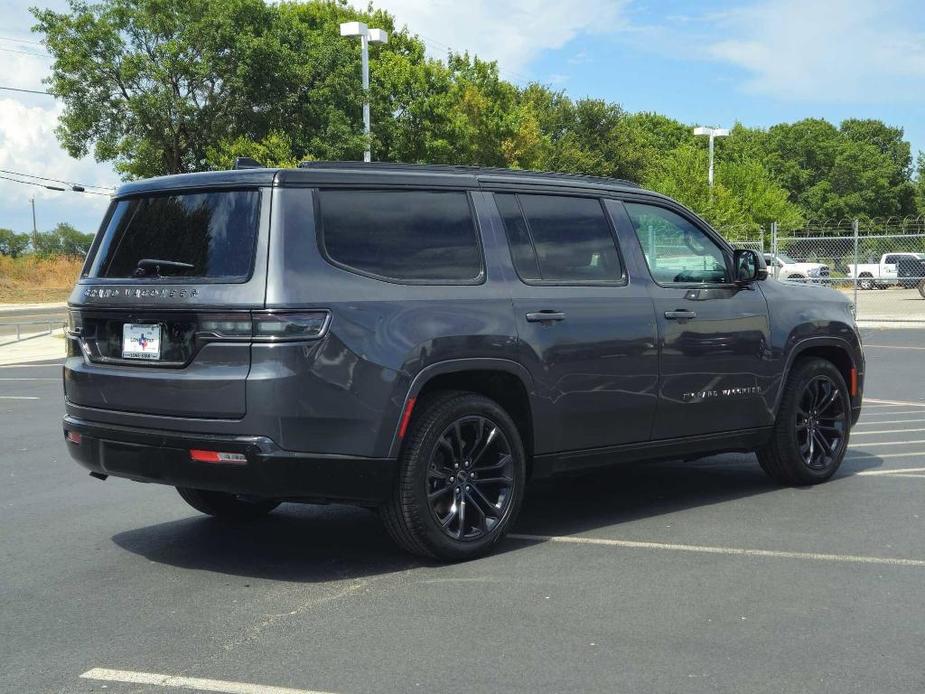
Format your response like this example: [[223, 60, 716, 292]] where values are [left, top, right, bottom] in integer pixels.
[[526, 310, 566, 323], [664, 309, 697, 320]]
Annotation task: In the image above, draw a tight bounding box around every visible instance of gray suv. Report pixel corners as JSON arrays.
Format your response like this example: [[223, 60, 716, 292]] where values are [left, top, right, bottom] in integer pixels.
[[63, 163, 865, 560]]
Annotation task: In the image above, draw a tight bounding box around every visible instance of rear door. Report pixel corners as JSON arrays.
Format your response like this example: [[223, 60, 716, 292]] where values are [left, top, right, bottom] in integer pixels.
[[492, 191, 659, 454], [65, 187, 271, 418], [618, 200, 772, 439]]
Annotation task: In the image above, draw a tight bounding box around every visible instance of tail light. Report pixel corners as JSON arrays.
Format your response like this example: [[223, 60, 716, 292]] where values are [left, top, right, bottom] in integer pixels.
[[251, 312, 330, 340], [197, 311, 330, 341]]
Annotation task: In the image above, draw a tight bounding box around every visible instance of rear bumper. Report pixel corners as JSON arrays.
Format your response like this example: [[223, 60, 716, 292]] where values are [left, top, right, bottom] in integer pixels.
[[63, 415, 395, 505]]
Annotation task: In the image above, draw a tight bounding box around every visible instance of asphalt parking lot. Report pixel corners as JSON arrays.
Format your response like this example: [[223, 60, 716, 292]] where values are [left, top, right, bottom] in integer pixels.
[[2, 328, 925, 694]]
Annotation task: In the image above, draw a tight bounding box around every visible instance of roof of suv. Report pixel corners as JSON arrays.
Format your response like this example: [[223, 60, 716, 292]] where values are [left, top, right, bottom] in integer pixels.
[[115, 161, 655, 198]]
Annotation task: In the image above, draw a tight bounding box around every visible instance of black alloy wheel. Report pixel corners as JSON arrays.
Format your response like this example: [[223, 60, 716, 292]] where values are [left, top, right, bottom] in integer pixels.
[[795, 375, 848, 470], [426, 415, 515, 542], [380, 391, 526, 560], [758, 357, 851, 486]]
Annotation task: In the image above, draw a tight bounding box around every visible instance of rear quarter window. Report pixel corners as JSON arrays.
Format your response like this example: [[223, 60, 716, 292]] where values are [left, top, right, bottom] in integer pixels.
[[317, 190, 483, 283]]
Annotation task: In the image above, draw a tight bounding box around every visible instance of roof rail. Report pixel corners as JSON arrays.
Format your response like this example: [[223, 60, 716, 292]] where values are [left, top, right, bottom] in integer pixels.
[[295, 161, 640, 188]]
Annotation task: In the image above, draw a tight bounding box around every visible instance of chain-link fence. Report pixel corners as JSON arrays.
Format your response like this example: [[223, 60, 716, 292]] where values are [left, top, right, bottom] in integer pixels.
[[718, 217, 925, 323]]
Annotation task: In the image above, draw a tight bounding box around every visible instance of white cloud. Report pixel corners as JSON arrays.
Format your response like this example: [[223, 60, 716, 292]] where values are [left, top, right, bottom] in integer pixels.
[[0, 98, 115, 232], [380, 0, 630, 78], [706, 0, 925, 101]]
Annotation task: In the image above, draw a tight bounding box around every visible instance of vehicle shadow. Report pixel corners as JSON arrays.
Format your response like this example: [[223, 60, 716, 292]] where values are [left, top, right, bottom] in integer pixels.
[[111, 452, 884, 581]]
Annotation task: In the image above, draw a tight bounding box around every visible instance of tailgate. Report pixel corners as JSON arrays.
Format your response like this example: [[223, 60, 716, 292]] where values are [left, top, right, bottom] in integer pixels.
[[65, 310, 252, 418], [64, 187, 271, 419]]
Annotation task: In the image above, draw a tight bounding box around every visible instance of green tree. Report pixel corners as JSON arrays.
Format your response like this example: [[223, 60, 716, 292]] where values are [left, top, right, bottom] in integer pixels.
[[914, 152, 925, 216], [644, 144, 803, 237], [0, 229, 30, 258], [33, 223, 94, 257], [33, 0, 423, 177]]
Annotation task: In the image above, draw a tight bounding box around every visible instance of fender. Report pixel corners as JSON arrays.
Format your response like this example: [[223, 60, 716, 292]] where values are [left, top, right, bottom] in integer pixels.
[[386, 358, 535, 458], [773, 334, 862, 417]]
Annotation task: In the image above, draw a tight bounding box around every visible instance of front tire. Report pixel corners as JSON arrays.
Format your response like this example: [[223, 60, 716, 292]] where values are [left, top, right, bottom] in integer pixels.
[[176, 487, 280, 520], [918, 279, 925, 299], [381, 391, 526, 561], [758, 358, 851, 486]]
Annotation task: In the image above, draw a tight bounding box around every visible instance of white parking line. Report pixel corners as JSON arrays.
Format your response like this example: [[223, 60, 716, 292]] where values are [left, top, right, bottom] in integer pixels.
[[847, 451, 925, 459], [864, 344, 925, 351], [851, 428, 925, 436], [0, 396, 39, 400], [855, 419, 925, 426], [861, 411, 925, 417], [849, 439, 925, 447], [80, 668, 337, 694], [865, 398, 925, 408], [507, 534, 925, 567], [0, 363, 61, 369], [856, 466, 925, 476], [0, 377, 59, 381]]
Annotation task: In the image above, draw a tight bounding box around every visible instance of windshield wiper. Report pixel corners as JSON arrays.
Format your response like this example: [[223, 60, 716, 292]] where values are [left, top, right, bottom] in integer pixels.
[[134, 258, 195, 278]]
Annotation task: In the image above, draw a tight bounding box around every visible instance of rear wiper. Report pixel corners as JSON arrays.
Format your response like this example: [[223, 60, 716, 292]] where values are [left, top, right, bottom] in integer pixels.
[[134, 258, 195, 277]]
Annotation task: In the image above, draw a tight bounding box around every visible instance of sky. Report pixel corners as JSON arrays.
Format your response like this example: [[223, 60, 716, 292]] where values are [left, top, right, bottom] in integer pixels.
[[1, 0, 925, 234]]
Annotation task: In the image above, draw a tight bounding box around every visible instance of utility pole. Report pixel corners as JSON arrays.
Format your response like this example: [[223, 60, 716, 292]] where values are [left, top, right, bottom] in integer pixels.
[[339, 22, 389, 162], [30, 197, 37, 251], [693, 126, 730, 191]]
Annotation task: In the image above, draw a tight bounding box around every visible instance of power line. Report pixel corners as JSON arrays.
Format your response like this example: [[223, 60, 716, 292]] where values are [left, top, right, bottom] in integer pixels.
[[0, 168, 115, 192], [0, 174, 112, 196], [0, 85, 52, 96], [0, 46, 51, 59], [0, 34, 46, 47]]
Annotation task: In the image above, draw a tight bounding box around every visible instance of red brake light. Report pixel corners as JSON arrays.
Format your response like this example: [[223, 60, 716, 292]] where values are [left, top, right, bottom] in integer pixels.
[[65, 431, 82, 445], [189, 449, 247, 464]]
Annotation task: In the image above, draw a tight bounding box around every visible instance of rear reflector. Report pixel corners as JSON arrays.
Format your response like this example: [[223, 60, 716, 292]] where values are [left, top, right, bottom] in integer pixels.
[[850, 367, 858, 397], [65, 431, 82, 445], [189, 449, 247, 464], [398, 397, 417, 439]]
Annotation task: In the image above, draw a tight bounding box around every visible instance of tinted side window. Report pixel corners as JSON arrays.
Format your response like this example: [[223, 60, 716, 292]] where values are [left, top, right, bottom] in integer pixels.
[[497, 193, 623, 283], [624, 203, 730, 284], [319, 190, 482, 282]]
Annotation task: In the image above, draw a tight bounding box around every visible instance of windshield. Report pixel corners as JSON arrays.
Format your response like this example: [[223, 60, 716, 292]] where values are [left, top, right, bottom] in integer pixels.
[[775, 253, 797, 264], [85, 190, 260, 280]]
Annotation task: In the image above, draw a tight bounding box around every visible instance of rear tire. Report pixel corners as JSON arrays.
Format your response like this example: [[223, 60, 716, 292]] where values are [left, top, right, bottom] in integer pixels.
[[176, 487, 280, 520], [758, 358, 851, 486], [918, 279, 925, 299], [858, 274, 874, 290], [381, 391, 526, 561]]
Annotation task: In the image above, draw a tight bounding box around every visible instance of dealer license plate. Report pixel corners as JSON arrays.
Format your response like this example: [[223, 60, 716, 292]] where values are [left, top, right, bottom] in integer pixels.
[[122, 323, 161, 360]]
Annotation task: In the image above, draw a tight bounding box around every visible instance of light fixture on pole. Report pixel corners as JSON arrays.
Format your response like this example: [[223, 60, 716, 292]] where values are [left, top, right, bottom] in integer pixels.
[[339, 21, 389, 163], [693, 126, 729, 188]]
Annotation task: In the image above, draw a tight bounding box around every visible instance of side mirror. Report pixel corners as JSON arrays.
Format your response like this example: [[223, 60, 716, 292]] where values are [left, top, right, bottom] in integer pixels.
[[733, 249, 768, 283]]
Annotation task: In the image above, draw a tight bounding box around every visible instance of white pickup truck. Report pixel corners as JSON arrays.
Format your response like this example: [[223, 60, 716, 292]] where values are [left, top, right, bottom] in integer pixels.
[[762, 253, 830, 283], [846, 253, 925, 290]]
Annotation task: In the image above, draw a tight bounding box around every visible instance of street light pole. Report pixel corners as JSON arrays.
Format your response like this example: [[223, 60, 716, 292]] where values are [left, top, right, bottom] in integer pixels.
[[693, 126, 729, 189], [340, 22, 389, 163]]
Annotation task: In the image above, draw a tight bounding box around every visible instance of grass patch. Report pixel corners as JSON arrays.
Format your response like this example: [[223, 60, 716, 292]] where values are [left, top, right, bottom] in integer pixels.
[[0, 256, 83, 303]]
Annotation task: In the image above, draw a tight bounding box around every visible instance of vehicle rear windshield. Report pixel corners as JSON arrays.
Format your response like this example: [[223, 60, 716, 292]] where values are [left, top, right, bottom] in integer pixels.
[[86, 190, 260, 280]]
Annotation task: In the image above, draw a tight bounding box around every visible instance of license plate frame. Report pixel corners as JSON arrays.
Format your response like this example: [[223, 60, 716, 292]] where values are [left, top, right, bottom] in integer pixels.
[[122, 323, 162, 361]]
